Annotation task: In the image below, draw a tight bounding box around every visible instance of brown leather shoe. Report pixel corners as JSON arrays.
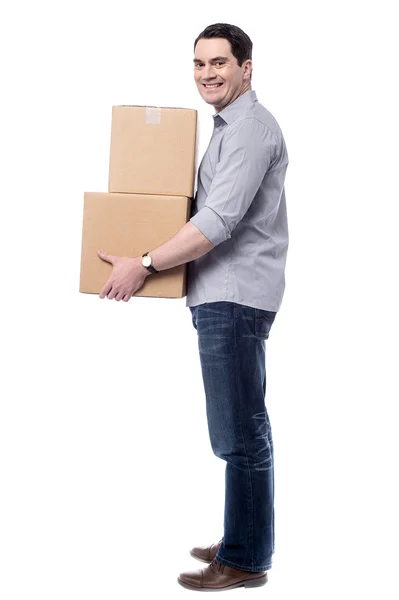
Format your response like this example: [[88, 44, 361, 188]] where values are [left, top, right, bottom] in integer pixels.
[[190, 539, 222, 563], [178, 559, 268, 591]]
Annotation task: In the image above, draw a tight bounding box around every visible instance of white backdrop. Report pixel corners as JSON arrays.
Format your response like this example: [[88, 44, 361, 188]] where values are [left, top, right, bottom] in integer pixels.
[[1, 1, 398, 599]]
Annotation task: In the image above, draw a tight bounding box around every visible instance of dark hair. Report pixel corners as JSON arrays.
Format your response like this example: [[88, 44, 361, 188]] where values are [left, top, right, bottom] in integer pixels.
[[194, 23, 252, 66]]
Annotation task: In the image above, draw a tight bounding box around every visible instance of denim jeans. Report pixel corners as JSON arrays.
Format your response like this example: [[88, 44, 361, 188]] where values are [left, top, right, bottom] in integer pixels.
[[189, 301, 276, 572]]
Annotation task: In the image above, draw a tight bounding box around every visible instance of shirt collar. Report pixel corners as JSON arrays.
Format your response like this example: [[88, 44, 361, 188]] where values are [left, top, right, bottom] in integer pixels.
[[213, 89, 257, 125]]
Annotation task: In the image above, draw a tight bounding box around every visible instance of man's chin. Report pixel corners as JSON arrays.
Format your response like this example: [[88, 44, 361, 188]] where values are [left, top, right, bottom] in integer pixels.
[[197, 82, 227, 103], [202, 94, 224, 107]]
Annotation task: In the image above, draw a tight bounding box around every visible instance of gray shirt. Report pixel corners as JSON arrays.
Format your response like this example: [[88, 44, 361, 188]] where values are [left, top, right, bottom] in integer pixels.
[[186, 89, 289, 312]]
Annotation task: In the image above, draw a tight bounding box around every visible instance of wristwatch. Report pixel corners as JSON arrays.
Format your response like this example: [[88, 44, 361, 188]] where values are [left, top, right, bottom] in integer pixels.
[[141, 252, 158, 274]]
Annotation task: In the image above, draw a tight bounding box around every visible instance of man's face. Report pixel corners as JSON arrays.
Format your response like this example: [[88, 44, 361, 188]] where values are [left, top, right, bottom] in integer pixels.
[[193, 37, 252, 112]]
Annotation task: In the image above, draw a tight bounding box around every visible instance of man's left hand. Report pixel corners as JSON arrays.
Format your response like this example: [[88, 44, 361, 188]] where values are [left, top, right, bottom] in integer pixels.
[[97, 250, 149, 301]]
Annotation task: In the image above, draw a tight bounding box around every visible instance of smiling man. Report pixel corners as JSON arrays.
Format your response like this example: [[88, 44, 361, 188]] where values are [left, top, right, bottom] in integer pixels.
[[98, 23, 289, 592], [193, 38, 251, 110]]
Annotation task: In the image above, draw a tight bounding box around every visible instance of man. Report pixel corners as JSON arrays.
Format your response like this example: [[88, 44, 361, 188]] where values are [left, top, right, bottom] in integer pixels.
[[98, 23, 289, 592]]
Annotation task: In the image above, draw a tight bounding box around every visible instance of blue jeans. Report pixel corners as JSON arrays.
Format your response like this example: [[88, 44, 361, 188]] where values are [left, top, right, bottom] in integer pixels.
[[189, 301, 276, 572]]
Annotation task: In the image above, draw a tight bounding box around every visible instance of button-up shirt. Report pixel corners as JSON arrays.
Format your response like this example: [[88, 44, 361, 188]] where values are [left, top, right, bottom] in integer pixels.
[[186, 89, 289, 312]]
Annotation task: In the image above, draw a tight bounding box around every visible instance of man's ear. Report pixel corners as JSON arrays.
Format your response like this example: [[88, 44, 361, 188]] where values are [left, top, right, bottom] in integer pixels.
[[243, 59, 253, 80]]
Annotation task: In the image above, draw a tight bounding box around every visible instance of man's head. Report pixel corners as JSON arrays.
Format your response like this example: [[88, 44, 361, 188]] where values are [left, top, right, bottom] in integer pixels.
[[193, 23, 253, 112]]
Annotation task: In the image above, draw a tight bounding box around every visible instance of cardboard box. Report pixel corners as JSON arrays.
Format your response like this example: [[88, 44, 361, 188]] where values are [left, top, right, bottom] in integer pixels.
[[79, 192, 191, 298], [108, 105, 197, 197]]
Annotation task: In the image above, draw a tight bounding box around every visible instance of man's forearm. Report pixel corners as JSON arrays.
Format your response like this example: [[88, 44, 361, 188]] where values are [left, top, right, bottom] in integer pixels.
[[149, 221, 214, 272]]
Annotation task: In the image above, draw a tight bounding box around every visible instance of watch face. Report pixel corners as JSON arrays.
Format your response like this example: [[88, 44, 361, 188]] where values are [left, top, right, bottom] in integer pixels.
[[142, 255, 151, 267]]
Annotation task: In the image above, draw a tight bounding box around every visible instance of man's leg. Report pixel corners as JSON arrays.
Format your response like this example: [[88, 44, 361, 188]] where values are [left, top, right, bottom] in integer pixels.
[[190, 301, 276, 573]]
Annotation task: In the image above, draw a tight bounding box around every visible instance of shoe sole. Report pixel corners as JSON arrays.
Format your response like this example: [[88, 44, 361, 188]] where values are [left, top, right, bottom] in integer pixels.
[[177, 573, 268, 591]]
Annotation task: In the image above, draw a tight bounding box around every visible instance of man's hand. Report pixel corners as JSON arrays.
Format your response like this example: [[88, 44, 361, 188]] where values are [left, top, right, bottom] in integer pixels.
[[97, 250, 149, 301]]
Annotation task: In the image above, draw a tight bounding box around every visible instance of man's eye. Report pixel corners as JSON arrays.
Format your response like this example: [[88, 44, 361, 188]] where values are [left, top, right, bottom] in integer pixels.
[[215, 62, 225, 67], [195, 63, 204, 68]]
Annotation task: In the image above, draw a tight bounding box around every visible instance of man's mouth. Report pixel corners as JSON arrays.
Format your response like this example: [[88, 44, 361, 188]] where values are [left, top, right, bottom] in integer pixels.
[[203, 83, 223, 89]]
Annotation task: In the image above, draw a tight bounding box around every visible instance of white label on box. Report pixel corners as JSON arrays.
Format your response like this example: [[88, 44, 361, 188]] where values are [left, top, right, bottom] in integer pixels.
[[145, 107, 162, 124]]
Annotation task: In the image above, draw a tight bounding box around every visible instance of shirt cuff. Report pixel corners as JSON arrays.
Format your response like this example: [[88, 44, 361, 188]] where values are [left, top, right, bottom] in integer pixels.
[[190, 206, 231, 246]]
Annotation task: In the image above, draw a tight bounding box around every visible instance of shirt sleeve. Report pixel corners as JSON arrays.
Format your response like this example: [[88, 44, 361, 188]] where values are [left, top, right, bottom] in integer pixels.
[[190, 118, 277, 246]]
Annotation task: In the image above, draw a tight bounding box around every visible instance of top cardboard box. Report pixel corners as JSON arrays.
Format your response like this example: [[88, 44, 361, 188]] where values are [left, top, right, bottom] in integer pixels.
[[108, 105, 197, 197]]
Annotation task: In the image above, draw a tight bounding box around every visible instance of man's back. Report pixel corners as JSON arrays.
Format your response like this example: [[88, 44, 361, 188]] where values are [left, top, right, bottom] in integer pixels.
[[186, 89, 289, 312]]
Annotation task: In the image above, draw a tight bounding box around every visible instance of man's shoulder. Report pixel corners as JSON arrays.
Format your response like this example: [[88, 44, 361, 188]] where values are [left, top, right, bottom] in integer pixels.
[[239, 101, 284, 138]]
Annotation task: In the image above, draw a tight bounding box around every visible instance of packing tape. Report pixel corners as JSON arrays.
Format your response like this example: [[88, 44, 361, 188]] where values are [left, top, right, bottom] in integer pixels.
[[145, 107, 162, 124]]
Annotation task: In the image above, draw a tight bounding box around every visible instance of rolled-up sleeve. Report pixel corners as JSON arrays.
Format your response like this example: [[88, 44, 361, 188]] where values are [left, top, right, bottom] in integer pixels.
[[190, 118, 277, 246]]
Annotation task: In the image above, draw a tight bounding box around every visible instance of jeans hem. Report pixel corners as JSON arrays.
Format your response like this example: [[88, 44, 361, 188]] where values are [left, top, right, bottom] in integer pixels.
[[215, 553, 272, 573]]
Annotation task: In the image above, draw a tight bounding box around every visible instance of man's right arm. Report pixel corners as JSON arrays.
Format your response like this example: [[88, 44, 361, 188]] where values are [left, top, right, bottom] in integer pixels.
[[190, 118, 277, 247]]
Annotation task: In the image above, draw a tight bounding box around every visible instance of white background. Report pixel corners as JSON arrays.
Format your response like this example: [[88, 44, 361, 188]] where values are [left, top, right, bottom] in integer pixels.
[[1, 1, 398, 599]]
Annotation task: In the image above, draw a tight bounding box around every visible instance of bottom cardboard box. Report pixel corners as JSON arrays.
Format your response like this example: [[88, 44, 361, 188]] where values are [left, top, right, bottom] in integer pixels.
[[79, 192, 191, 298]]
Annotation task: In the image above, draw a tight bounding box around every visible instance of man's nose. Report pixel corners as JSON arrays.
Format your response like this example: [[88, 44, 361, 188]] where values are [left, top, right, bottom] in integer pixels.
[[202, 64, 216, 80]]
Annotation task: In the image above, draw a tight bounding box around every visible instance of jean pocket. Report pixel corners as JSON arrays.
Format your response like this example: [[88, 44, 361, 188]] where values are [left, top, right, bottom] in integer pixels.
[[189, 306, 198, 331], [254, 309, 276, 340]]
